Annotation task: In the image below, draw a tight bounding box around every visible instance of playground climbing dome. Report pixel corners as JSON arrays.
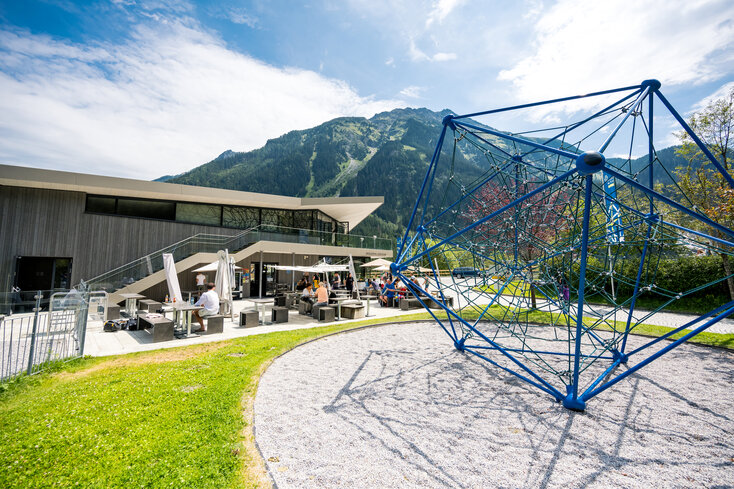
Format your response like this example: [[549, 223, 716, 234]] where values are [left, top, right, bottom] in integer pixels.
[[391, 80, 734, 411]]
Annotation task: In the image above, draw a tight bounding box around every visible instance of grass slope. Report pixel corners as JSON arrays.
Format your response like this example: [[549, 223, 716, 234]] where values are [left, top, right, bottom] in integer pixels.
[[1, 311, 731, 488]]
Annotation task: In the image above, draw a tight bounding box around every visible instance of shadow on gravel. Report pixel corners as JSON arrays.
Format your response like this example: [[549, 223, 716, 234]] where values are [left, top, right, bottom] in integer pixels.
[[318, 343, 733, 488]]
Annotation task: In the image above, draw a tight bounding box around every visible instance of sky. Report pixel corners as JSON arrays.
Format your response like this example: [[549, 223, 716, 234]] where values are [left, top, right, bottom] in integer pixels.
[[0, 0, 733, 179]]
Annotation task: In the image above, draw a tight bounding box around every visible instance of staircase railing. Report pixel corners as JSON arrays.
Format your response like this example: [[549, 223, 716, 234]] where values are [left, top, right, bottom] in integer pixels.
[[85, 225, 393, 294], [86, 228, 258, 293]]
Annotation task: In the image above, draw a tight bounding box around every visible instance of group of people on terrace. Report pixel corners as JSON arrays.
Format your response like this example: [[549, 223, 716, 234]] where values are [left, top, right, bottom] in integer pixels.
[[366, 273, 430, 307], [295, 272, 355, 314], [293, 271, 433, 312]]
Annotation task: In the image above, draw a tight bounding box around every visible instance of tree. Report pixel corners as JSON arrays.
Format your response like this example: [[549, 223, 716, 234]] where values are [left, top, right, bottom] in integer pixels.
[[466, 175, 574, 308], [675, 86, 734, 300]]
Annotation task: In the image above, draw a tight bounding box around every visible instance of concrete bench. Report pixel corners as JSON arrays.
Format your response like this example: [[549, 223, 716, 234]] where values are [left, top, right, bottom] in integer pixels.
[[138, 314, 174, 342], [200, 315, 224, 334], [427, 296, 454, 309], [399, 298, 423, 310], [317, 306, 335, 322], [271, 306, 289, 323], [299, 301, 312, 315], [239, 310, 259, 328], [341, 304, 365, 319], [138, 300, 162, 313], [105, 304, 120, 321]]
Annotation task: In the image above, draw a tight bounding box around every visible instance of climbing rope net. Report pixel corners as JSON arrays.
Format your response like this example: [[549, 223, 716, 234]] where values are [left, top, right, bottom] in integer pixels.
[[392, 80, 734, 410]]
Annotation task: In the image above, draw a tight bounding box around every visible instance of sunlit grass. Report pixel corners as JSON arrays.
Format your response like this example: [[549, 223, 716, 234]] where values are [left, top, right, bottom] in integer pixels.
[[0, 309, 730, 488]]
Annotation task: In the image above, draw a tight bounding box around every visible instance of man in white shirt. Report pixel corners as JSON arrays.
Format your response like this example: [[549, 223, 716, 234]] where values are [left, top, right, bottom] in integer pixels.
[[193, 282, 219, 332], [195, 272, 207, 292]]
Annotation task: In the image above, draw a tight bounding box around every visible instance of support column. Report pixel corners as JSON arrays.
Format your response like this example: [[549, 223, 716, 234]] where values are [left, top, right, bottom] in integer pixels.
[[257, 250, 263, 299]]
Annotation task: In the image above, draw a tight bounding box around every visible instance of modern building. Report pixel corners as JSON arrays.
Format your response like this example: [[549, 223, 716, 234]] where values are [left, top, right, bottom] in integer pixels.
[[0, 164, 391, 305]]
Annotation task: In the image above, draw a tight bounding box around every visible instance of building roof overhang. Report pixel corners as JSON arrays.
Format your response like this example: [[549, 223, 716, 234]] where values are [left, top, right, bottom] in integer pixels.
[[0, 164, 383, 229]]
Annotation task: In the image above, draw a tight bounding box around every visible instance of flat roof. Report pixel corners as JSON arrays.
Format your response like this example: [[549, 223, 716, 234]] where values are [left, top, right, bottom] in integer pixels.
[[0, 164, 383, 229]]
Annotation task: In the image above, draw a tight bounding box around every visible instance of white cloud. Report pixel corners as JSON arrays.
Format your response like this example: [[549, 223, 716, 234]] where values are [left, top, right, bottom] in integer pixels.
[[426, 0, 464, 28], [385, 57, 394, 66], [691, 80, 734, 111], [400, 85, 425, 98], [408, 38, 457, 63], [499, 0, 734, 114], [216, 7, 258, 27], [0, 24, 403, 179]]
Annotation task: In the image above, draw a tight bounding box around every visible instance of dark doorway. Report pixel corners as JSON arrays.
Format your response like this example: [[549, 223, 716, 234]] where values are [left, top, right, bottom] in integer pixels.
[[15, 256, 73, 292], [250, 262, 278, 297]]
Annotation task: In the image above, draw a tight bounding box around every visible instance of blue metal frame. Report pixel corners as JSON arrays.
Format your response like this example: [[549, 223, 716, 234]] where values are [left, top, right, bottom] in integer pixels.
[[395, 80, 734, 411]]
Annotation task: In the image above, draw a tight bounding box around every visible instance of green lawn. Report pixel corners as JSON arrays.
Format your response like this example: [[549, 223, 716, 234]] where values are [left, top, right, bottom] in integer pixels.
[[1, 310, 731, 488], [0, 314, 437, 489]]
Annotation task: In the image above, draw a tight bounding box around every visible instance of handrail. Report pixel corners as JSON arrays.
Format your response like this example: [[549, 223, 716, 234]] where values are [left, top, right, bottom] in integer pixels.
[[84, 224, 393, 293]]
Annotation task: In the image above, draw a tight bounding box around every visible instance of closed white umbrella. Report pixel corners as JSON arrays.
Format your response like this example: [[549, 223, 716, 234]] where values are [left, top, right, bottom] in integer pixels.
[[163, 253, 183, 303], [215, 250, 233, 318]]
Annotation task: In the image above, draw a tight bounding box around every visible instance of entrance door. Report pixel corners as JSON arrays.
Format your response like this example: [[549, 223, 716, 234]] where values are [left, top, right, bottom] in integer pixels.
[[15, 256, 73, 292], [249, 262, 278, 297]]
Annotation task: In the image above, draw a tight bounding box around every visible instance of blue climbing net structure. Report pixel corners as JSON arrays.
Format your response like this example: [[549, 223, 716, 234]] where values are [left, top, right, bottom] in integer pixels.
[[392, 80, 734, 410]]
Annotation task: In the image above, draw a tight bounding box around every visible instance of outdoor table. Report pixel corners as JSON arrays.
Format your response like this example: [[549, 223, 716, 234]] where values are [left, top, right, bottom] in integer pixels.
[[170, 303, 203, 338], [250, 298, 274, 325], [329, 296, 352, 320], [285, 292, 300, 307], [362, 295, 377, 317], [119, 293, 145, 317]]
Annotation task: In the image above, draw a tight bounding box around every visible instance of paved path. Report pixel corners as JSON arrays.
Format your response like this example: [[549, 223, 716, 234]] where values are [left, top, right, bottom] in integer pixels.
[[75, 280, 734, 357], [255, 322, 734, 489]]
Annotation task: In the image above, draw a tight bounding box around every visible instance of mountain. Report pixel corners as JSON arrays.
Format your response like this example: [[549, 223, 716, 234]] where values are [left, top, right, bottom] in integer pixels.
[[165, 108, 485, 237], [164, 107, 690, 237]]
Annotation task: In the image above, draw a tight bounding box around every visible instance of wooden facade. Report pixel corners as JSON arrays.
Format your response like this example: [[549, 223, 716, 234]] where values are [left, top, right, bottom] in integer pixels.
[[0, 186, 240, 293]]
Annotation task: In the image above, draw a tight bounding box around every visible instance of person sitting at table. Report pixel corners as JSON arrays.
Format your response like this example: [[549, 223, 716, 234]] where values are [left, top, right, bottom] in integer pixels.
[[301, 283, 314, 313], [314, 282, 329, 308], [380, 279, 396, 307], [296, 276, 308, 291], [193, 282, 219, 332], [369, 278, 380, 294]]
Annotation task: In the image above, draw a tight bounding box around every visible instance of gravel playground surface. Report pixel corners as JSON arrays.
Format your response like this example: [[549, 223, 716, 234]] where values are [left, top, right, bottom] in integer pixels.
[[254, 322, 734, 489]]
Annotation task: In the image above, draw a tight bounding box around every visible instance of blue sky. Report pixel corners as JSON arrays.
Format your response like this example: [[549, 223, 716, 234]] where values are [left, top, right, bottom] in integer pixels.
[[1, 0, 733, 178]]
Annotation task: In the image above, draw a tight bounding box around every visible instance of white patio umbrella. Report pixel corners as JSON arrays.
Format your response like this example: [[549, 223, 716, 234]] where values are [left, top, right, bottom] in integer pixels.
[[360, 258, 392, 268], [163, 253, 183, 303], [214, 250, 233, 318], [192, 261, 242, 273]]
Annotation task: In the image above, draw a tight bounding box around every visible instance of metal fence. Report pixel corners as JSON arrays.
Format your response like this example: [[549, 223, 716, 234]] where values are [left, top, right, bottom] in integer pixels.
[[0, 290, 90, 382]]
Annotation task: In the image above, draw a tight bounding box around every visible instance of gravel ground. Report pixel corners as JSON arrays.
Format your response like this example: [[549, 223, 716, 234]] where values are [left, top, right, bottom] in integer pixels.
[[255, 322, 734, 489]]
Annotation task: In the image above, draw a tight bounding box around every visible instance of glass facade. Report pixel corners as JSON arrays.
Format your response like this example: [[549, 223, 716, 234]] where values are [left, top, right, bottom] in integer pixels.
[[175, 203, 221, 226], [85, 194, 341, 233]]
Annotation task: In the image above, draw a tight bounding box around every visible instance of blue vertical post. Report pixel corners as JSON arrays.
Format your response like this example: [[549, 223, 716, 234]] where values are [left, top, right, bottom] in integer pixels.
[[564, 173, 594, 411], [621, 89, 655, 356], [648, 88, 654, 212]]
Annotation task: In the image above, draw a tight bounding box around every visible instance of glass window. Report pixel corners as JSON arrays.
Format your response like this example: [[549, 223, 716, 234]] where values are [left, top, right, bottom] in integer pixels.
[[86, 195, 116, 214], [261, 209, 279, 227], [294, 210, 313, 230], [176, 203, 222, 226], [223, 206, 260, 229], [262, 209, 294, 228], [117, 198, 176, 220]]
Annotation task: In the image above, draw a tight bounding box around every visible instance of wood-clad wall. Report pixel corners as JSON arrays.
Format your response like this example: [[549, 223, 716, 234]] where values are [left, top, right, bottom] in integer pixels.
[[0, 186, 240, 292]]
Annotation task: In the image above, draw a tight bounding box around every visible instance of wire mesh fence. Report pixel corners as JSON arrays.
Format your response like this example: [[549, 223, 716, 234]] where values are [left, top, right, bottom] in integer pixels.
[[0, 290, 89, 382]]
